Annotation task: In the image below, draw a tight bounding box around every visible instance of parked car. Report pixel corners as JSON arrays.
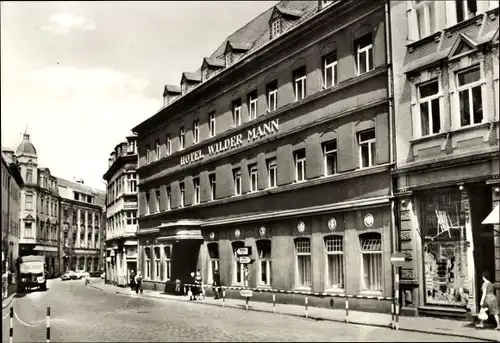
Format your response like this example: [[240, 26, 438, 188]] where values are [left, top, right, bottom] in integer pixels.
[[89, 271, 101, 277], [74, 270, 89, 279], [60, 271, 72, 281]]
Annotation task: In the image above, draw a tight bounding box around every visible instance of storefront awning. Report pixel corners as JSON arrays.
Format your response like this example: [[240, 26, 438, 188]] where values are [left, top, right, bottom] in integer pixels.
[[482, 204, 499, 225]]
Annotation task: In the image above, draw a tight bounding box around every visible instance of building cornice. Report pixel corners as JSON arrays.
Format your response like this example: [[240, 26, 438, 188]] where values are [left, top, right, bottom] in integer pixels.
[[103, 153, 137, 181], [132, 0, 385, 135]]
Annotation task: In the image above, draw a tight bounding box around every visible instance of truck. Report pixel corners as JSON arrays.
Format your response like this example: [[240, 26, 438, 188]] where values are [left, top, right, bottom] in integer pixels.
[[17, 255, 47, 292]]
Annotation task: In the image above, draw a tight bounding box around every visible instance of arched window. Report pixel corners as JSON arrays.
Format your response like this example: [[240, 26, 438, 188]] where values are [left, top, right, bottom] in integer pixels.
[[324, 235, 344, 290], [256, 240, 271, 286], [359, 232, 382, 292], [231, 241, 245, 284], [294, 237, 312, 288], [207, 243, 219, 284]]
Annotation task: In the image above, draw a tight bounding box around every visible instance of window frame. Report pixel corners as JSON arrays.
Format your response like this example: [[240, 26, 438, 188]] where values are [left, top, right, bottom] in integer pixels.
[[193, 177, 200, 204], [267, 81, 278, 113], [163, 245, 172, 281], [193, 120, 200, 144], [144, 247, 151, 280], [359, 232, 383, 293], [293, 67, 307, 102], [232, 241, 245, 285], [456, 65, 484, 127], [209, 173, 216, 201], [356, 34, 373, 76], [324, 235, 345, 291], [166, 135, 172, 156], [323, 53, 338, 89], [26, 169, 33, 183], [232, 99, 242, 127], [257, 239, 272, 287], [267, 158, 277, 188], [271, 19, 281, 39], [155, 189, 161, 213], [248, 91, 258, 120], [207, 243, 220, 284], [145, 193, 150, 215], [233, 168, 242, 196], [145, 145, 150, 164], [413, 0, 437, 40], [179, 127, 186, 150], [155, 140, 160, 160], [166, 187, 171, 210], [358, 129, 376, 169], [417, 79, 442, 137], [179, 182, 185, 208], [294, 237, 312, 289], [323, 140, 338, 176], [294, 150, 306, 183], [25, 193, 33, 211], [249, 164, 258, 193], [209, 113, 216, 138], [154, 247, 161, 281]]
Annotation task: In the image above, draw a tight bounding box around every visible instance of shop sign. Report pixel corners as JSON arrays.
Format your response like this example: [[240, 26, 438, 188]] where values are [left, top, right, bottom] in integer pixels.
[[328, 218, 337, 231], [180, 118, 279, 167], [240, 289, 253, 297], [364, 214, 374, 228], [297, 221, 305, 233]]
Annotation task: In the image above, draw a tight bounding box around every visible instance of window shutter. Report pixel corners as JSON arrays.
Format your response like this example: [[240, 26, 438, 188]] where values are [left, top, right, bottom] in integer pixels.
[[149, 189, 157, 213], [241, 160, 250, 194], [445, 1, 458, 28], [138, 192, 147, 216], [305, 133, 322, 179], [277, 144, 293, 186], [170, 181, 180, 209], [184, 176, 194, 206], [199, 171, 210, 203], [375, 112, 390, 164], [257, 153, 267, 191], [337, 122, 356, 172], [215, 164, 232, 199], [159, 186, 167, 211]]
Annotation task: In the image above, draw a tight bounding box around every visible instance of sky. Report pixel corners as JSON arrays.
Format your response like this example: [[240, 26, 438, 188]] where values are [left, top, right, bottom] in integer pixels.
[[1, 0, 278, 190]]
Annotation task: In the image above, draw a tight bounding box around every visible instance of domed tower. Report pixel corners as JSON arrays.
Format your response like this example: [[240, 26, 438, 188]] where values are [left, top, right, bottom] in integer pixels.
[[15, 131, 39, 250]]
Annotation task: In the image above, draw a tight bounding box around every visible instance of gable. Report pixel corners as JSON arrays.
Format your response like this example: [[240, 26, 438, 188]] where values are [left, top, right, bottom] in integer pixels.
[[448, 33, 478, 60], [269, 6, 281, 23], [23, 214, 35, 222]]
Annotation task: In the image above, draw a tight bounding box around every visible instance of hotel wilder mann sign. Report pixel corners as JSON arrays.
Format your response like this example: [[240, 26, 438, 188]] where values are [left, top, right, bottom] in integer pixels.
[[180, 118, 279, 167]]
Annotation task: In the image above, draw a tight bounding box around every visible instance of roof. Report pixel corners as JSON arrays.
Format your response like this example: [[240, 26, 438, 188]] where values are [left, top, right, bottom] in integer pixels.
[[182, 72, 202, 83], [16, 133, 37, 156], [164, 85, 181, 94], [203, 57, 225, 68], [57, 177, 105, 198]]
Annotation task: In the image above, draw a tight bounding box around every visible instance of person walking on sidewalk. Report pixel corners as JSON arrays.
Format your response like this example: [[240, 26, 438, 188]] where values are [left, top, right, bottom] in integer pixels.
[[134, 271, 143, 295], [194, 269, 203, 300], [476, 271, 500, 330], [130, 270, 136, 291], [212, 269, 222, 300]]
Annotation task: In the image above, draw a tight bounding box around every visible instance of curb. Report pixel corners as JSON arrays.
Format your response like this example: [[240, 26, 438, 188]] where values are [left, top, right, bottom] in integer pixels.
[[113, 291, 498, 342], [2, 293, 16, 310]]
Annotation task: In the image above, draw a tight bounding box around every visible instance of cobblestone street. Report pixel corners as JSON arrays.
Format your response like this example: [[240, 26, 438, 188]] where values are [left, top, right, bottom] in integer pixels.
[[1, 279, 491, 342]]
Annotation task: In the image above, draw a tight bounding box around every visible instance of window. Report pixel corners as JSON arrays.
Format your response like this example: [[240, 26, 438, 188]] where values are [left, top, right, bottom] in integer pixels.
[[360, 232, 383, 292], [233, 168, 242, 195], [166, 187, 172, 210], [295, 238, 312, 288], [257, 240, 271, 286], [41, 198, 44, 214], [166, 135, 172, 156], [209, 174, 216, 201], [126, 211, 137, 225], [248, 91, 258, 120], [323, 53, 338, 88], [457, 66, 483, 127], [207, 243, 219, 284], [266, 80, 278, 113], [293, 67, 307, 101], [232, 99, 242, 127], [179, 182, 185, 207], [25, 194, 33, 210], [145, 193, 150, 215], [414, 1, 437, 40], [456, 0, 477, 23], [209, 112, 216, 138], [126, 174, 137, 193], [155, 189, 161, 212], [155, 140, 160, 161], [232, 241, 245, 284], [225, 52, 233, 68], [358, 129, 376, 168], [249, 164, 258, 193], [24, 222, 33, 238], [145, 145, 150, 164], [144, 248, 151, 279], [154, 247, 161, 280], [26, 169, 33, 183], [325, 235, 344, 290], [193, 120, 200, 144], [267, 158, 277, 188], [323, 141, 338, 176], [356, 33, 373, 75], [193, 177, 200, 204], [271, 19, 281, 39], [294, 150, 306, 182], [164, 246, 172, 281], [180, 127, 185, 150], [418, 80, 441, 136]]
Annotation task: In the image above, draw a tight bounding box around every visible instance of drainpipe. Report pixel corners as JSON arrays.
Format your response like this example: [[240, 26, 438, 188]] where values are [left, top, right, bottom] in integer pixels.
[[384, 0, 399, 305]]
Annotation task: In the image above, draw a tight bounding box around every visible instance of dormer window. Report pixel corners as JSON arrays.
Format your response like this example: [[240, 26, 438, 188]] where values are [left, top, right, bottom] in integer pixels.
[[225, 53, 233, 67], [321, 0, 334, 8], [271, 19, 281, 39]]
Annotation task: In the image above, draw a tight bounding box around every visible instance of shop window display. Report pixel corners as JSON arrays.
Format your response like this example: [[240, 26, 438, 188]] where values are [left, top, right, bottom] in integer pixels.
[[420, 190, 471, 306]]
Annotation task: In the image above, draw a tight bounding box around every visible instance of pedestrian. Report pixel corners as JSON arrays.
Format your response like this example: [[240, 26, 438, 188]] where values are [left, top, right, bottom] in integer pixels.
[[130, 270, 136, 291], [189, 272, 195, 301], [476, 271, 500, 330], [212, 269, 222, 300], [134, 271, 143, 294], [195, 269, 203, 300], [2, 270, 9, 298]]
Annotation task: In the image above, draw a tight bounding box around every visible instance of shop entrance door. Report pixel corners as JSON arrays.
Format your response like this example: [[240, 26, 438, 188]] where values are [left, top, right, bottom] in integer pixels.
[[171, 240, 202, 283]]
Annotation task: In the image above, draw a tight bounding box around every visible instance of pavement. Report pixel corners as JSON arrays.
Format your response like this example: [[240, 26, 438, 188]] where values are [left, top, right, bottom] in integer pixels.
[[1, 277, 492, 342], [94, 280, 500, 342]]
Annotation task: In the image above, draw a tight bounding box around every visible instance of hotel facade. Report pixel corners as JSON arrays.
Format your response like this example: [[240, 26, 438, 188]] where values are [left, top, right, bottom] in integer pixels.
[[390, 0, 499, 317], [103, 135, 139, 286], [132, 0, 397, 311]]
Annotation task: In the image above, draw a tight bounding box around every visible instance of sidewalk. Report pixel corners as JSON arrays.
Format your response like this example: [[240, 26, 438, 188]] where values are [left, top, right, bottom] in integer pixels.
[[95, 281, 499, 342]]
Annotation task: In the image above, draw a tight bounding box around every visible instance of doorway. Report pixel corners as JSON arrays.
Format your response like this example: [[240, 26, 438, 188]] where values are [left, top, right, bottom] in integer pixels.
[[171, 240, 202, 283]]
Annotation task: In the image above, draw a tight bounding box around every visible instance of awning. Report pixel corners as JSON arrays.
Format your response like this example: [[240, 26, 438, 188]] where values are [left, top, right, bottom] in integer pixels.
[[482, 204, 499, 225]]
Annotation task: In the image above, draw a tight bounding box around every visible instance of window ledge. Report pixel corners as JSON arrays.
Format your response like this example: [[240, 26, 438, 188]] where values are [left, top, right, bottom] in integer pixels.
[[406, 32, 442, 51], [451, 121, 492, 135], [293, 287, 312, 292], [256, 285, 273, 290], [410, 132, 448, 145], [324, 288, 345, 294], [359, 290, 384, 296], [443, 14, 485, 36]]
